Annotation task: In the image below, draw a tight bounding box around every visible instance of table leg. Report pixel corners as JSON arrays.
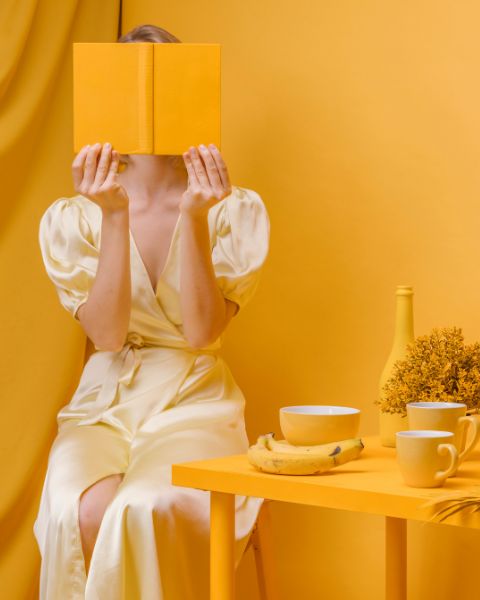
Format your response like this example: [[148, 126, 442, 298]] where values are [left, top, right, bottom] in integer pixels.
[[385, 516, 407, 600], [210, 491, 235, 600]]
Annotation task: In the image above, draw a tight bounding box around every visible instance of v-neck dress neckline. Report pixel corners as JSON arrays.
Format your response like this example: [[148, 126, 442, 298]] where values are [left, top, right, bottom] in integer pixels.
[[129, 212, 182, 298]]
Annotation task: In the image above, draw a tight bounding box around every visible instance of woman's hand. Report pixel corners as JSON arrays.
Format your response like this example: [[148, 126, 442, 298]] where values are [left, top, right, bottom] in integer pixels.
[[180, 144, 233, 218], [72, 142, 129, 213]]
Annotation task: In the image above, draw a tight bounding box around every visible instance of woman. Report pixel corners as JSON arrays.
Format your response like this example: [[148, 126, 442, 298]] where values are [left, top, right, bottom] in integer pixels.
[[33, 24, 270, 599]]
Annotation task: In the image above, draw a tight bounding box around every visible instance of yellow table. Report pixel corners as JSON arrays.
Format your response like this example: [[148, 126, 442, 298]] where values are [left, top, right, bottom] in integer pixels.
[[171, 434, 480, 600]]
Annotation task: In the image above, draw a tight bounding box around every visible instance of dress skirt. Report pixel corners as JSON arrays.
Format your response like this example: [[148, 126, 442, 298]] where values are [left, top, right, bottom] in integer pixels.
[[33, 343, 264, 600]]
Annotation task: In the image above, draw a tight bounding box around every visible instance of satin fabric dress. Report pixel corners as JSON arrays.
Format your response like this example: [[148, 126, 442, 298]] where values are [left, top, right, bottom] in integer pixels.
[[33, 185, 270, 600]]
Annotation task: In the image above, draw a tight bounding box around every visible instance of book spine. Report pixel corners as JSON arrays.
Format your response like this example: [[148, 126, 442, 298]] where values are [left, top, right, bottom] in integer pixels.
[[137, 44, 153, 153]]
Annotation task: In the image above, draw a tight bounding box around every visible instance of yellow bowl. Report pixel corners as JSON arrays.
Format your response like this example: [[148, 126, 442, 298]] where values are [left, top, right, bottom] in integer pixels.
[[279, 405, 361, 445]]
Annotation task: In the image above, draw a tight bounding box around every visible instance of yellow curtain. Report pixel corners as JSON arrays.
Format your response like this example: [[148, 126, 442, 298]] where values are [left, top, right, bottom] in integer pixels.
[[0, 1, 119, 597]]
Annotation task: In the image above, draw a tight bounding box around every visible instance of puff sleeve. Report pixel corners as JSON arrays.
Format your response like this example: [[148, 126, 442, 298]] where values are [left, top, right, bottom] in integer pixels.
[[38, 197, 98, 321], [211, 186, 270, 314]]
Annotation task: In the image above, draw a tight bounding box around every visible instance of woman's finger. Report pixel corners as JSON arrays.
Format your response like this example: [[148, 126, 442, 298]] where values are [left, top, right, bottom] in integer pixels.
[[183, 151, 200, 188], [82, 143, 102, 190], [197, 145, 223, 191], [189, 147, 210, 189], [104, 150, 120, 185], [93, 143, 113, 188], [72, 144, 91, 190], [208, 144, 231, 192]]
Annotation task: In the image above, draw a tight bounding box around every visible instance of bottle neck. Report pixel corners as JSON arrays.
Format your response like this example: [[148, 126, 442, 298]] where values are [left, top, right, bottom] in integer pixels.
[[392, 294, 414, 348]]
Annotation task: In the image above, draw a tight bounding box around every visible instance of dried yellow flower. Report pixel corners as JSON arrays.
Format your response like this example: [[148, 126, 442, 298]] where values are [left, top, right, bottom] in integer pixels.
[[374, 327, 480, 416]]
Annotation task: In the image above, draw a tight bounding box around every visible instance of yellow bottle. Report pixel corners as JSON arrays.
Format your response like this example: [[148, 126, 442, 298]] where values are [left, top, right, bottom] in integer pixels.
[[378, 286, 415, 447]]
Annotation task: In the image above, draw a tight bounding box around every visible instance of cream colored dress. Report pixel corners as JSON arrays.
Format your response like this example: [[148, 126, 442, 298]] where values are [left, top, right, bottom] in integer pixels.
[[33, 185, 270, 600]]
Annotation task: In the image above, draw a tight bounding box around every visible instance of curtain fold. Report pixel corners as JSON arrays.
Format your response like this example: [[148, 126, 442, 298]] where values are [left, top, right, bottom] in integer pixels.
[[0, 1, 120, 597]]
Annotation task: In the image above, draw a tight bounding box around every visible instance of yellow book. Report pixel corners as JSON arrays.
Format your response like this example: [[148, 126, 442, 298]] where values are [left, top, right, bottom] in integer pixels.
[[73, 42, 221, 155]]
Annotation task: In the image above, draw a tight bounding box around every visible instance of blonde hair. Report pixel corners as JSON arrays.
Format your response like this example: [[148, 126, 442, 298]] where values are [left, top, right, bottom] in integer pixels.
[[117, 23, 181, 44], [117, 24, 183, 167]]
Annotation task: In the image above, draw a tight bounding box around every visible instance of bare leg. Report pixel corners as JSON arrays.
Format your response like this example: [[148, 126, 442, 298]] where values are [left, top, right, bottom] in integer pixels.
[[79, 473, 125, 574]]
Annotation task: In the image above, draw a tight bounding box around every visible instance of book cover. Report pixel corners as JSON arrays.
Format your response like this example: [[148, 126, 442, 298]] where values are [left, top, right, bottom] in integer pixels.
[[73, 42, 221, 155]]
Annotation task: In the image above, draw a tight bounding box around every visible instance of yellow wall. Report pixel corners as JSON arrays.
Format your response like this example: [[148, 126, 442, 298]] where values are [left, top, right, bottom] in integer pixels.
[[123, 2, 480, 598]]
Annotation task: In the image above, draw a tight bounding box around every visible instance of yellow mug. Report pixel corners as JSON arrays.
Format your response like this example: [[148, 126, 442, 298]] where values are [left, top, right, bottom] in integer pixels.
[[396, 430, 459, 488], [406, 402, 480, 475]]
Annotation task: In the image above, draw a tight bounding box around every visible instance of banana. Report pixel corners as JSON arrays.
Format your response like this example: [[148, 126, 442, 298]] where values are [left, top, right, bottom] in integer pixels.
[[247, 435, 364, 475], [259, 432, 360, 458]]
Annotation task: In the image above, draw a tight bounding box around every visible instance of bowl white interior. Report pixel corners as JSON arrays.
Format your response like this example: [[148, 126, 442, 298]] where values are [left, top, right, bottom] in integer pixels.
[[280, 405, 360, 416]]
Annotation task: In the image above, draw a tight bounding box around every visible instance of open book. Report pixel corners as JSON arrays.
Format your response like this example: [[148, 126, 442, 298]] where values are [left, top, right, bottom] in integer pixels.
[[73, 42, 221, 155]]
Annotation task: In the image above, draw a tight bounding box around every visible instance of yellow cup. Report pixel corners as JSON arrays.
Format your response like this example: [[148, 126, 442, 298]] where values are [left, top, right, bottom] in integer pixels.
[[396, 430, 459, 488], [406, 402, 480, 475]]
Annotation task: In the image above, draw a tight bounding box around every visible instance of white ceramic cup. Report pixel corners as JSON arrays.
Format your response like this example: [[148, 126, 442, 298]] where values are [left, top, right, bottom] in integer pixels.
[[406, 402, 480, 475], [396, 430, 459, 488]]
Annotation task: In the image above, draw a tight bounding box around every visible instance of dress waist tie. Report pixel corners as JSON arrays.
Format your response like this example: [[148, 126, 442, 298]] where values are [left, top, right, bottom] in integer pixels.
[[76, 332, 146, 426], [75, 332, 219, 427]]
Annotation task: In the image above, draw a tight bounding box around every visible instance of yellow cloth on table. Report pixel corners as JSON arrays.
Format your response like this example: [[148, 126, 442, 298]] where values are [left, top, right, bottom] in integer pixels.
[[33, 185, 270, 600]]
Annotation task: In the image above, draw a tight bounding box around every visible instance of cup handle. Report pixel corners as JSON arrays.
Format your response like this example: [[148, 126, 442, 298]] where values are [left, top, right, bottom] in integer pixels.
[[434, 443, 459, 482], [457, 416, 480, 462]]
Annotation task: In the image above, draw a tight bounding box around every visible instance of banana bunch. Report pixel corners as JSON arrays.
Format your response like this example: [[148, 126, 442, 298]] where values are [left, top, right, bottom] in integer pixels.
[[247, 432, 364, 475]]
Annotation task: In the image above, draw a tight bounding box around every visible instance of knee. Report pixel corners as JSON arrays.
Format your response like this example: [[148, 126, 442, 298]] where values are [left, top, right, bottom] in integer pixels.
[[78, 495, 105, 541], [78, 473, 125, 541]]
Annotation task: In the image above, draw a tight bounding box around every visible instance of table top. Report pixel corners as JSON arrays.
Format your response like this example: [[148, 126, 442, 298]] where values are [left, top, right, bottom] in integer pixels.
[[171, 434, 480, 528]]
